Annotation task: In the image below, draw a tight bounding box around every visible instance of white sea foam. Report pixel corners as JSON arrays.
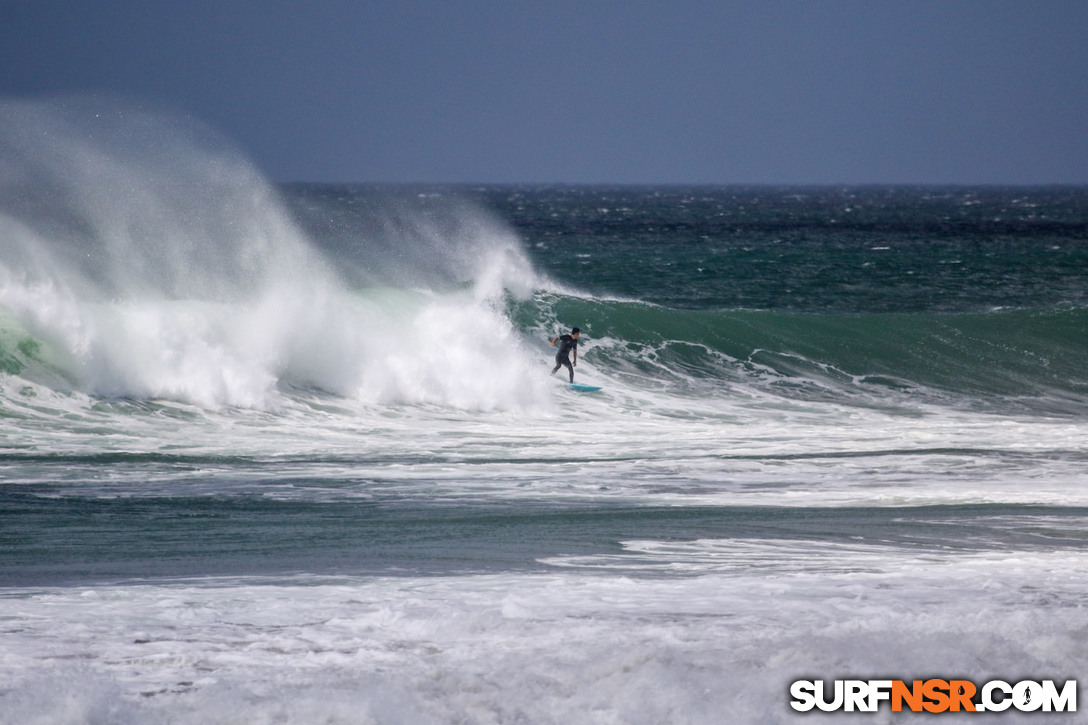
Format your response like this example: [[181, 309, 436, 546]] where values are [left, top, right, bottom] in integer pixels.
[[0, 97, 548, 411], [2, 545, 1086, 724], [2, 98, 1087, 725]]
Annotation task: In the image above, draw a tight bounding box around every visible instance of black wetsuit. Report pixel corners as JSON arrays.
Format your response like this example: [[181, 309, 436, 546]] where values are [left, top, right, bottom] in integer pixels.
[[551, 334, 578, 382]]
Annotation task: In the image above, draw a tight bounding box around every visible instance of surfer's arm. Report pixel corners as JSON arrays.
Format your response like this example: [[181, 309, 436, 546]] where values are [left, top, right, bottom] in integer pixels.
[[551, 337, 557, 347]]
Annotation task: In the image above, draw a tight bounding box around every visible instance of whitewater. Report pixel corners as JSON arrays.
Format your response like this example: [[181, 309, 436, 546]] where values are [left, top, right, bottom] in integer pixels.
[[1, 98, 1087, 723]]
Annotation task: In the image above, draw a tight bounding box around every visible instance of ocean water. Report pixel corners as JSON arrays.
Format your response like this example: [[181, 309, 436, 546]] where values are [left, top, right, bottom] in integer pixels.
[[2, 99, 1087, 723]]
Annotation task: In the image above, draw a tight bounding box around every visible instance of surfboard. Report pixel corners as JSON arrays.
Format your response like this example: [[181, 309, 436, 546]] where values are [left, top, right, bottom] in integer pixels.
[[568, 383, 602, 392]]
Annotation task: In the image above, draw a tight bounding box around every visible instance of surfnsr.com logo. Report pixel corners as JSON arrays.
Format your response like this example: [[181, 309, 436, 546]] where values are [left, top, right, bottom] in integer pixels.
[[790, 679, 1077, 713]]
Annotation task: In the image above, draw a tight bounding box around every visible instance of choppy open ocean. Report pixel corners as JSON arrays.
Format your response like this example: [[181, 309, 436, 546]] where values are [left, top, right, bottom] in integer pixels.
[[2, 100, 1087, 723]]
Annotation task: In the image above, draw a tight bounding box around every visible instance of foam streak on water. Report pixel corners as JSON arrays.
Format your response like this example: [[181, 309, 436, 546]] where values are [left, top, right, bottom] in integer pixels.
[[2, 98, 1087, 723], [3, 548, 1086, 724]]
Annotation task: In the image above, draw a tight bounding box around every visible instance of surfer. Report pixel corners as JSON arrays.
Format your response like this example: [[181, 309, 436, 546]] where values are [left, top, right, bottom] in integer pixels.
[[550, 327, 580, 383]]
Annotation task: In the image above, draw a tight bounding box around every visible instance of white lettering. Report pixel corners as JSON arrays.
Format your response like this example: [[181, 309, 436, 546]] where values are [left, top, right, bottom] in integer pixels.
[[789, 680, 816, 712], [867, 680, 894, 711], [1015, 680, 1043, 712], [815, 680, 844, 712], [844, 680, 870, 712], [981, 680, 1013, 712], [791, 677, 1076, 713], [1041, 680, 1077, 712]]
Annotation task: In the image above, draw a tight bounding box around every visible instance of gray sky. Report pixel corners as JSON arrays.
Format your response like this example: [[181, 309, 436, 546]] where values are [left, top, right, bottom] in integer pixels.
[[2, 0, 1086, 184]]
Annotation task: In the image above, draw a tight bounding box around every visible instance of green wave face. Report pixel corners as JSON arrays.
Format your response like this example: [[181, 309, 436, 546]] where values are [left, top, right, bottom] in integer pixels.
[[0, 315, 61, 379], [516, 294, 1088, 413]]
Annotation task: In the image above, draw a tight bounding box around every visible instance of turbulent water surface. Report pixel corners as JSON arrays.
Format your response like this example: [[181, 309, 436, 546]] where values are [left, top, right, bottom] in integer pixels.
[[1, 99, 1087, 723]]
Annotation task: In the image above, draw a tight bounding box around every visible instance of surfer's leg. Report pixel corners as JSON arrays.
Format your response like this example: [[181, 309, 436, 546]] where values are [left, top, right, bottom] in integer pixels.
[[563, 360, 574, 383], [553, 353, 569, 377]]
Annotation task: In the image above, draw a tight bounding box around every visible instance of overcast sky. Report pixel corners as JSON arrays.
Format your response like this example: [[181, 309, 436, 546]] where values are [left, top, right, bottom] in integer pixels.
[[2, 0, 1086, 185]]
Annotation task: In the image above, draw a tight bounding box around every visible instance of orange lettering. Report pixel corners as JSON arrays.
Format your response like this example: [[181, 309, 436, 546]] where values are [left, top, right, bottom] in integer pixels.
[[923, 679, 951, 713], [892, 680, 924, 712], [949, 680, 977, 712]]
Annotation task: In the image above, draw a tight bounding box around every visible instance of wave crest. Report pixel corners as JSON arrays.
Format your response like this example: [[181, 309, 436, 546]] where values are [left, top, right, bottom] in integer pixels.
[[0, 97, 547, 411]]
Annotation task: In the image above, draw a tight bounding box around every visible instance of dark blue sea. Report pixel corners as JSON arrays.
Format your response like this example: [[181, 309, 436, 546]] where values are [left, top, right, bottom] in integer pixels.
[[1, 99, 1086, 723]]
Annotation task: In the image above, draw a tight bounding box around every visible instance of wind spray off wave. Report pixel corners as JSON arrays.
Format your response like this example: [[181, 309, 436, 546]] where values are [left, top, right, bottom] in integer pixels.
[[0, 97, 547, 411], [3, 113, 1088, 724]]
